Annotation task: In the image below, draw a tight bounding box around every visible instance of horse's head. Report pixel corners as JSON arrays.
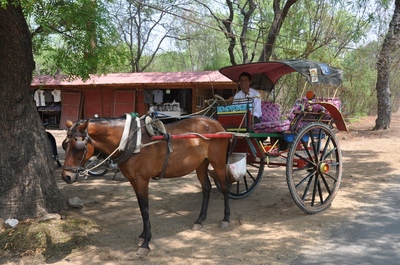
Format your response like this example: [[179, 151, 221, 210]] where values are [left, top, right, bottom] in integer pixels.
[[61, 119, 95, 184]]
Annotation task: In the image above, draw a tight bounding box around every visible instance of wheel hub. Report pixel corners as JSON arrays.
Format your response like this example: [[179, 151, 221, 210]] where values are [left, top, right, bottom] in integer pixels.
[[318, 162, 329, 174]]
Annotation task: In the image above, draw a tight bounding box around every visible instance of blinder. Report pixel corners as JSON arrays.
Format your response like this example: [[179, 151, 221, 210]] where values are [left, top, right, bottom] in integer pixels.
[[75, 136, 90, 150]]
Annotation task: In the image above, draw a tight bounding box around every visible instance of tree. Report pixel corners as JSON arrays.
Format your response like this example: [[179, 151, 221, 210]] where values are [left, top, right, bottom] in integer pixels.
[[374, 0, 400, 130], [29, 0, 123, 78], [275, 0, 372, 60], [195, 0, 260, 65], [168, 9, 231, 71], [0, 2, 66, 219], [195, 0, 374, 65], [110, 0, 181, 73]]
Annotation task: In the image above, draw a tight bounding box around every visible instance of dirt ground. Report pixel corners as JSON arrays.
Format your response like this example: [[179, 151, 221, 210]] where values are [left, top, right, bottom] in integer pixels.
[[4, 113, 400, 265]]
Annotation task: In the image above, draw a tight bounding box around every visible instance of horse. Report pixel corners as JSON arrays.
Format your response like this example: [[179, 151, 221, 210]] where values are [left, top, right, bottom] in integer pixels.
[[61, 115, 232, 254]]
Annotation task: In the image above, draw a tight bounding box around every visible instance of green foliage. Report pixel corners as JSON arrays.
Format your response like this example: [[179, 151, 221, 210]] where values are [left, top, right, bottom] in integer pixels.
[[167, 9, 231, 71], [8, 0, 398, 117], [28, 0, 124, 79], [274, 0, 372, 60], [341, 43, 379, 115]]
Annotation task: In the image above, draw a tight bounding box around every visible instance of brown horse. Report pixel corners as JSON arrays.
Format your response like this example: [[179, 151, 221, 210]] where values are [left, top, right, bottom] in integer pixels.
[[61, 115, 232, 254]]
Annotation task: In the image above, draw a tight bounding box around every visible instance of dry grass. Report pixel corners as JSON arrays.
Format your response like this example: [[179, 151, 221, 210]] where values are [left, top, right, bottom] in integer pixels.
[[0, 214, 100, 261]]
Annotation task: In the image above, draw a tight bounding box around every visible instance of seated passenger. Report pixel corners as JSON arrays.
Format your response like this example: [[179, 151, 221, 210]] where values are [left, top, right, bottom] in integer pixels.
[[234, 72, 262, 124]]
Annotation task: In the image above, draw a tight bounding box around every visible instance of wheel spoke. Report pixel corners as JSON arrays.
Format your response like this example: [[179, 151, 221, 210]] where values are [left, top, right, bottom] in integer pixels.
[[246, 166, 258, 182], [294, 152, 315, 165], [301, 138, 314, 161], [320, 173, 332, 195], [311, 173, 320, 206], [320, 135, 332, 159], [310, 130, 320, 160], [323, 171, 338, 182], [301, 174, 314, 201], [317, 176, 324, 204], [295, 171, 314, 189]]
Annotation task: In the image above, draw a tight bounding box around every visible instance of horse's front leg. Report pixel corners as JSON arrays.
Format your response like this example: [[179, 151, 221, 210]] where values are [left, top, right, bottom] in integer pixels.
[[128, 179, 152, 255], [192, 160, 212, 230]]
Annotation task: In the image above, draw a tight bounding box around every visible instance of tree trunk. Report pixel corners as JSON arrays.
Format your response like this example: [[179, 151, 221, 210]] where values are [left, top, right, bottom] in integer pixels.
[[258, 0, 298, 62], [0, 3, 67, 219], [374, 0, 400, 130]]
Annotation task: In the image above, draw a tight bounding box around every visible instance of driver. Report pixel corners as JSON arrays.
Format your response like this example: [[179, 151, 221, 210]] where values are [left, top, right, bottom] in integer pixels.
[[234, 72, 262, 124]]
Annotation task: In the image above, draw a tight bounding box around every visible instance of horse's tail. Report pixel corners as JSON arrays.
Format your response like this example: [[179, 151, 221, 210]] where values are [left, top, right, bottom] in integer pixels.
[[46, 132, 58, 157]]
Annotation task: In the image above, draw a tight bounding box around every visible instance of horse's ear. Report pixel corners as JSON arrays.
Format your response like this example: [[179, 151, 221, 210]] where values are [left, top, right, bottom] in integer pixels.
[[80, 119, 90, 131], [66, 120, 73, 128]]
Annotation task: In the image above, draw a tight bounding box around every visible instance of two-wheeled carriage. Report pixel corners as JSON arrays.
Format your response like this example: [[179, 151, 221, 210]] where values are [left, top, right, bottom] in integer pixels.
[[61, 59, 346, 254], [213, 59, 347, 213]]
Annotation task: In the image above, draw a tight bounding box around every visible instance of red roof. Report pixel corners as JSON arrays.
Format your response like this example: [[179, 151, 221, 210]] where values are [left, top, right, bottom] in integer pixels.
[[31, 71, 236, 89]]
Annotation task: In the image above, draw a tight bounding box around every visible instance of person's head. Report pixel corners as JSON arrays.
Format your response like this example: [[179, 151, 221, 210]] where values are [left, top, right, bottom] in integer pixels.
[[238, 72, 252, 94]]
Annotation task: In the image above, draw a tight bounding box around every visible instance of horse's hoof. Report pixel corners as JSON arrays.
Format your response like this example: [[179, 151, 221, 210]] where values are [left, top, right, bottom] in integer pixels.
[[191, 223, 202, 230], [135, 237, 144, 246], [136, 247, 150, 255], [220, 221, 230, 229]]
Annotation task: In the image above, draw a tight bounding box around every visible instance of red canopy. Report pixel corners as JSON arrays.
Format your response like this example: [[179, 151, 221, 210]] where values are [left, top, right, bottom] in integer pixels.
[[219, 60, 343, 89]]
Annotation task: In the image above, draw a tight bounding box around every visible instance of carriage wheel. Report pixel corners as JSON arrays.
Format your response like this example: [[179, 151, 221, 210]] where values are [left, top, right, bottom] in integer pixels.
[[286, 123, 342, 213], [85, 156, 109, 176]]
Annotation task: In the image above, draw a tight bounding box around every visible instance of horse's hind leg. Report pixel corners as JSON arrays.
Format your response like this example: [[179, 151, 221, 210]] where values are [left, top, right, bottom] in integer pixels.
[[213, 165, 230, 228], [192, 159, 212, 230]]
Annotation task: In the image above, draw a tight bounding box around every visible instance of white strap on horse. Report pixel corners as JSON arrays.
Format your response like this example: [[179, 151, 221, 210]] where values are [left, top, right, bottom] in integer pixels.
[[118, 113, 132, 151], [133, 117, 141, 153], [119, 113, 142, 153]]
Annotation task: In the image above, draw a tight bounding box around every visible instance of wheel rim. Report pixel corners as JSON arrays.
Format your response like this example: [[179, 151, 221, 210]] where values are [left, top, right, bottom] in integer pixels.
[[286, 123, 342, 213]]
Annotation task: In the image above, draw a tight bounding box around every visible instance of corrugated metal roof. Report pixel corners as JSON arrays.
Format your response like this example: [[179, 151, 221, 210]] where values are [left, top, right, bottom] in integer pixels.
[[31, 70, 236, 89]]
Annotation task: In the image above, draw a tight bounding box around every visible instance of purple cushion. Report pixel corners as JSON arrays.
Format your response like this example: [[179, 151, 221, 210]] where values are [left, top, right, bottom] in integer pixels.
[[253, 120, 290, 133], [290, 97, 341, 119], [260, 101, 282, 122]]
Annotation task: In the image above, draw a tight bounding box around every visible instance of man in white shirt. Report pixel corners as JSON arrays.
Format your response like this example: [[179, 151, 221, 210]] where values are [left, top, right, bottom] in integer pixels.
[[233, 72, 262, 124]]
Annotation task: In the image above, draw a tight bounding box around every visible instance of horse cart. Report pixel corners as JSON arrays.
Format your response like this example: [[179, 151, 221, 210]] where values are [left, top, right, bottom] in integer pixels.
[[61, 59, 347, 253], [212, 59, 347, 214]]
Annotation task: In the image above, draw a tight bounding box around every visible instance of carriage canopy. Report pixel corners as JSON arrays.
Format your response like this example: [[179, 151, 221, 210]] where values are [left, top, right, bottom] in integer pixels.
[[219, 59, 343, 90]]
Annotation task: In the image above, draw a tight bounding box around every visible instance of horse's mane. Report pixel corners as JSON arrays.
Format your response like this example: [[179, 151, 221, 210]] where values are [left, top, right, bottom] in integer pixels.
[[77, 115, 127, 124]]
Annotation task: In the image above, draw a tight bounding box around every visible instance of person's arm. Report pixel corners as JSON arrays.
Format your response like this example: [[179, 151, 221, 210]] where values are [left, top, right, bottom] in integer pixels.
[[254, 97, 262, 118]]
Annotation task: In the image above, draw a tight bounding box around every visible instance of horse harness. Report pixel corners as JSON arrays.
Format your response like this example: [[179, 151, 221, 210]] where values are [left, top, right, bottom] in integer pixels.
[[144, 115, 171, 180], [114, 114, 172, 180], [63, 114, 174, 180]]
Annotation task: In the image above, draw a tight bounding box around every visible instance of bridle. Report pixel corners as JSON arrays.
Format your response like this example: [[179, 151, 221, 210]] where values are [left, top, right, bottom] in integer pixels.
[[62, 129, 92, 176]]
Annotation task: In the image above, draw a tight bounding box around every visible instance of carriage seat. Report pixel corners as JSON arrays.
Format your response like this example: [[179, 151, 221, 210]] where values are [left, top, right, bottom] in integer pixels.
[[289, 97, 342, 130], [290, 97, 341, 119], [217, 103, 253, 132], [253, 101, 290, 133], [290, 97, 341, 118]]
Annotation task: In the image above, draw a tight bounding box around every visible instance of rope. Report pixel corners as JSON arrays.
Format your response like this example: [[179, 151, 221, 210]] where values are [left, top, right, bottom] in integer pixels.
[[83, 148, 119, 177]]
